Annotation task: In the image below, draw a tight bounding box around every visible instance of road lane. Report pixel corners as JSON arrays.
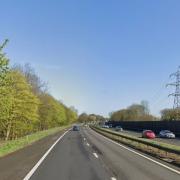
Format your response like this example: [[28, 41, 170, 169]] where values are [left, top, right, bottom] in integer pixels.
[[27, 126, 180, 180], [29, 129, 110, 180], [115, 129, 180, 146], [82, 127, 180, 180]]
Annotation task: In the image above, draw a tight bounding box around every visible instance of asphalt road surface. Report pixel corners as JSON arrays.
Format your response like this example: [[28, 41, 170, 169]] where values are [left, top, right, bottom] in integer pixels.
[[28, 127, 180, 180], [112, 129, 180, 146]]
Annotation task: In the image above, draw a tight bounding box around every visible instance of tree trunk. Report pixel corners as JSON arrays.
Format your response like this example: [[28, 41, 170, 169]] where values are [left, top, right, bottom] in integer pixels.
[[5, 123, 11, 141]]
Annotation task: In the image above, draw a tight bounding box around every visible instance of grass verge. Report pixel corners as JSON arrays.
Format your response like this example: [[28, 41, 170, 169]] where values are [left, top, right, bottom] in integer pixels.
[[91, 126, 180, 166], [0, 125, 70, 157]]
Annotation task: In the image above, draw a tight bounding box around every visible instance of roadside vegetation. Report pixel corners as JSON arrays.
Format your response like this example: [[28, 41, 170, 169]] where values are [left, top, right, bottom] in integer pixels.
[[0, 40, 77, 141], [78, 113, 106, 123], [0, 126, 69, 157], [110, 101, 158, 121], [92, 126, 180, 165], [161, 108, 180, 121], [109, 101, 180, 122]]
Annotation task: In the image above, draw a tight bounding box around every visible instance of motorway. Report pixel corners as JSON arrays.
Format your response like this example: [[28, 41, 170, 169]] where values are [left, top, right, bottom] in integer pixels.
[[27, 127, 180, 180], [112, 129, 180, 146]]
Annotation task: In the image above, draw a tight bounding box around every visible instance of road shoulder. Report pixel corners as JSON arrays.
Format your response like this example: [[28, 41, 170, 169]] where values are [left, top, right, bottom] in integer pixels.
[[0, 128, 68, 180]]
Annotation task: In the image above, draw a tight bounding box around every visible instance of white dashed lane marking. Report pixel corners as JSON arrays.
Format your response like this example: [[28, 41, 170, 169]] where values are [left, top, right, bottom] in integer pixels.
[[91, 128, 180, 175], [111, 177, 117, 180], [93, 153, 98, 158]]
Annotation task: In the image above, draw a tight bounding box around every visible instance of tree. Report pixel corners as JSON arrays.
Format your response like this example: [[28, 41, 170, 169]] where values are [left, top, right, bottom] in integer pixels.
[[78, 113, 89, 123], [141, 100, 150, 115], [0, 40, 79, 140], [161, 108, 180, 121], [77, 113, 105, 124], [65, 106, 78, 124], [128, 104, 145, 117], [0, 70, 39, 140], [0, 39, 9, 85], [38, 93, 70, 130], [13, 63, 48, 95], [110, 102, 156, 121]]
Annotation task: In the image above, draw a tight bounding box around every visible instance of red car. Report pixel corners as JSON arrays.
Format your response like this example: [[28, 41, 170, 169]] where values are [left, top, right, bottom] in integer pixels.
[[142, 130, 156, 139]]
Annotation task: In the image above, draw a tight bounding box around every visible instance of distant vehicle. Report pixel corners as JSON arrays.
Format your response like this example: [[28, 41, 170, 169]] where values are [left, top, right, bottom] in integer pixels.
[[142, 130, 155, 139], [159, 130, 175, 138], [108, 124, 113, 128], [73, 125, 80, 131], [83, 123, 88, 127], [102, 125, 109, 128], [115, 126, 123, 131]]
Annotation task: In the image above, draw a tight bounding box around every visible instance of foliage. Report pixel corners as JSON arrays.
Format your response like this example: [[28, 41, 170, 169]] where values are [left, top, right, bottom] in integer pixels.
[[0, 40, 78, 140], [161, 108, 180, 121], [0, 70, 39, 140], [78, 113, 89, 123], [0, 125, 70, 157], [78, 113, 106, 123], [110, 102, 156, 121], [13, 63, 48, 95], [0, 39, 9, 85], [38, 93, 67, 130], [65, 106, 78, 124]]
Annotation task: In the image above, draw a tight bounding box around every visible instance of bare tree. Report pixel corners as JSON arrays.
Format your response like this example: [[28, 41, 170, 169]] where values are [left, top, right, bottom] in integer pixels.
[[13, 63, 48, 95]]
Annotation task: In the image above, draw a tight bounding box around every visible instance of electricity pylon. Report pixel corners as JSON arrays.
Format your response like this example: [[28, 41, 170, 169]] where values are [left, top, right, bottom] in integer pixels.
[[0, 39, 9, 51], [166, 66, 180, 120], [166, 66, 180, 109]]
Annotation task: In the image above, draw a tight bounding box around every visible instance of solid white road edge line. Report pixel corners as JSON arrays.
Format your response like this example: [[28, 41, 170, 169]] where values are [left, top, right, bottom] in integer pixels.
[[23, 130, 69, 180], [91, 128, 180, 175], [93, 152, 99, 158]]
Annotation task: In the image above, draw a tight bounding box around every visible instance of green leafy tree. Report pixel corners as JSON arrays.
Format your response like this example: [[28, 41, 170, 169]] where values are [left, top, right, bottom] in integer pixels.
[[0, 40, 78, 140], [78, 113, 89, 123], [65, 106, 78, 124], [38, 93, 69, 130], [0, 70, 39, 140]]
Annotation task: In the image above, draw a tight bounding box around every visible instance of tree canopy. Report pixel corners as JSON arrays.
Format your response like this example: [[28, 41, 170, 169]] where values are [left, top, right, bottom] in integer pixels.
[[110, 102, 156, 121], [0, 40, 78, 140], [161, 108, 180, 121]]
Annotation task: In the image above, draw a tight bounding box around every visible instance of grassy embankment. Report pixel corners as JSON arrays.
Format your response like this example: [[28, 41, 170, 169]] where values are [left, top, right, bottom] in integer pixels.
[[0, 125, 70, 157], [92, 126, 180, 165]]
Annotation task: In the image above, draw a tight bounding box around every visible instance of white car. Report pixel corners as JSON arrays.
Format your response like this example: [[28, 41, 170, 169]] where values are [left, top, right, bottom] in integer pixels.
[[115, 126, 123, 131], [102, 125, 109, 128], [159, 130, 175, 138]]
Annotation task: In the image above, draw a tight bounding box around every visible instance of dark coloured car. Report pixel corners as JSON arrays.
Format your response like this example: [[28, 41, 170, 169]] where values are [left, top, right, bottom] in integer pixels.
[[73, 125, 80, 131], [142, 130, 155, 139]]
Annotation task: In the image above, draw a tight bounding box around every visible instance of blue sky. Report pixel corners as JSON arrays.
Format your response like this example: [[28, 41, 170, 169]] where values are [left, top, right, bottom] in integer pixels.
[[1, 0, 180, 116]]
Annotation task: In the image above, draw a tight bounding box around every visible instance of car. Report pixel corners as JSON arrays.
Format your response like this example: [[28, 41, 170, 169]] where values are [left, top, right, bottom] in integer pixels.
[[83, 124, 88, 127], [108, 124, 113, 128], [142, 130, 155, 139], [72, 125, 80, 131], [102, 125, 109, 128], [159, 130, 175, 138], [115, 126, 123, 131]]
